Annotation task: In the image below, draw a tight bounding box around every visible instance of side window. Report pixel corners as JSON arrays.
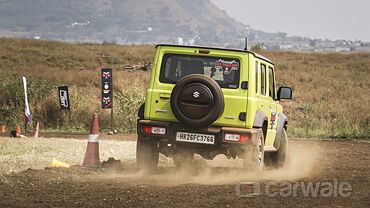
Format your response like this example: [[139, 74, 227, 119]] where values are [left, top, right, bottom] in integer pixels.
[[255, 61, 259, 94], [268, 67, 275, 99], [260, 64, 266, 96]]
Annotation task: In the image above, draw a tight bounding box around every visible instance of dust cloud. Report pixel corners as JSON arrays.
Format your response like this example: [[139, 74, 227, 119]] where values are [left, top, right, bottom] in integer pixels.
[[97, 141, 324, 185]]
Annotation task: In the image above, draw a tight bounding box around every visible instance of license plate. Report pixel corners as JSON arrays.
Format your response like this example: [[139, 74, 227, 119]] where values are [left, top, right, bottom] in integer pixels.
[[176, 132, 215, 144]]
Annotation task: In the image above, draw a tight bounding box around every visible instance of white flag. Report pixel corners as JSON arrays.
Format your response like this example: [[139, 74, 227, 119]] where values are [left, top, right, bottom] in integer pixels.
[[22, 76, 31, 125]]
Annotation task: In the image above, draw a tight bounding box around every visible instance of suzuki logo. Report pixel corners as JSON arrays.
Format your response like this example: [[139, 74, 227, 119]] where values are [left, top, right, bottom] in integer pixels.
[[193, 91, 200, 98]]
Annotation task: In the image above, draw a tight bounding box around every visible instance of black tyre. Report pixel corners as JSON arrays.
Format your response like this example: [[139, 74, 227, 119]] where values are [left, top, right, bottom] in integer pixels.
[[173, 147, 194, 169], [170, 74, 224, 128], [264, 129, 288, 168], [136, 135, 159, 172], [243, 132, 264, 172]]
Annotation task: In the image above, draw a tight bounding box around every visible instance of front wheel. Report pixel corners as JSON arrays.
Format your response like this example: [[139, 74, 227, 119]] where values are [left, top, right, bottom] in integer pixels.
[[243, 132, 264, 172], [136, 135, 159, 173]]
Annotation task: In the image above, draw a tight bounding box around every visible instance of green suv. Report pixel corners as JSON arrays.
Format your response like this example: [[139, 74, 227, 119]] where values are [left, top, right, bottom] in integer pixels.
[[137, 44, 292, 171]]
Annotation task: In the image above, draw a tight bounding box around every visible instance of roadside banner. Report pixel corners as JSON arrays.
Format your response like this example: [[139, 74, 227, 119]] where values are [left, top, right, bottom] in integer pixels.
[[101, 68, 113, 109], [58, 86, 70, 111], [22, 76, 31, 125]]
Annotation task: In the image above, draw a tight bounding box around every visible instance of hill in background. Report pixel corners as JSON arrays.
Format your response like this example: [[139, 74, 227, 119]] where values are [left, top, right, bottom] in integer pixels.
[[0, 0, 247, 46], [2, 0, 369, 51]]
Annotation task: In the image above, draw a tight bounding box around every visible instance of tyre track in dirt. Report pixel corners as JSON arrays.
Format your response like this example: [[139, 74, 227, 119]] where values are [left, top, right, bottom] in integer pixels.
[[0, 138, 369, 207]]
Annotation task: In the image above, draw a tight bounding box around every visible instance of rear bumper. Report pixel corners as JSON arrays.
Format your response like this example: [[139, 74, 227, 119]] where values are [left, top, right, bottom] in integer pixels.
[[138, 119, 262, 150]]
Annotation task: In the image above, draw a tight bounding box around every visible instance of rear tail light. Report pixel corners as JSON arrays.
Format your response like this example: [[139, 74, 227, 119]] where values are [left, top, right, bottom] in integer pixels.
[[142, 126, 152, 134], [142, 125, 166, 135], [240, 135, 250, 142], [224, 133, 250, 142]]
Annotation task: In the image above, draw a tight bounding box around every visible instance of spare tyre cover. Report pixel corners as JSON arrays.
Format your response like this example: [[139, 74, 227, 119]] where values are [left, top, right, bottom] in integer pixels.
[[170, 74, 224, 128]]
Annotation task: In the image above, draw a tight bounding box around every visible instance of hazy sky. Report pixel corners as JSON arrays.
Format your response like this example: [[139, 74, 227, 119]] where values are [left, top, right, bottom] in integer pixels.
[[210, 0, 370, 41]]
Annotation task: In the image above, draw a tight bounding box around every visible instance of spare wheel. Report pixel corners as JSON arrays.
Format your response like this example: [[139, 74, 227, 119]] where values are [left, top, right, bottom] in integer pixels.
[[170, 74, 224, 128]]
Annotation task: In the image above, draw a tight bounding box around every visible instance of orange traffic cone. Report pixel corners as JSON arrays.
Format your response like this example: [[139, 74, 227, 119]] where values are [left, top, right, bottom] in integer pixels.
[[16, 126, 21, 134], [15, 125, 26, 137], [33, 122, 39, 138], [82, 114, 100, 167], [1, 125, 5, 134]]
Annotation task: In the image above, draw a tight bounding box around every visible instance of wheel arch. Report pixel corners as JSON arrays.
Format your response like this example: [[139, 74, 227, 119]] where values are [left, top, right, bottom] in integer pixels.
[[273, 112, 288, 150], [253, 110, 268, 142], [253, 109, 268, 128]]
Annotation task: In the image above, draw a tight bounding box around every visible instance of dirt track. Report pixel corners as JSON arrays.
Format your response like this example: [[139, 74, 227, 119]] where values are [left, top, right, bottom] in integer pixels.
[[0, 137, 369, 207]]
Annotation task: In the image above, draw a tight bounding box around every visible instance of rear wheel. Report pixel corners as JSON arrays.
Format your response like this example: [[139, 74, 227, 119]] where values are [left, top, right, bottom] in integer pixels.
[[243, 132, 264, 172], [136, 135, 159, 173], [264, 129, 288, 168]]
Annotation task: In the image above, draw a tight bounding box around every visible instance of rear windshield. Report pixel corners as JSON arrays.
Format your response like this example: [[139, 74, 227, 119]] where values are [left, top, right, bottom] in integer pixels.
[[159, 54, 240, 89]]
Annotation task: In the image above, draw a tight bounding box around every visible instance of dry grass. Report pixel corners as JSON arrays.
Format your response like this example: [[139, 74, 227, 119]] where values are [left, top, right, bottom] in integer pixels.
[[0, 37, 153, 93], [260, 51, 370, 137], [0, 38, 153, 132], [0, 38, 369, 138]]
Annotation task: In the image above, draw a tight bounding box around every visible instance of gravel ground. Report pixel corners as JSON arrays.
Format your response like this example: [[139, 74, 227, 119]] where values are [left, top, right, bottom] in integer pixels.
[[0, 137, 136, 175], [0, 136, 369, 207]]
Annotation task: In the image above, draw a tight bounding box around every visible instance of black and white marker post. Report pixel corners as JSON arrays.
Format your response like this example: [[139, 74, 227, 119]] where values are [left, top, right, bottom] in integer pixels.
[[101, 68, 113, 132], [58, 86, 71, 127], [58, 86, 71, 111]]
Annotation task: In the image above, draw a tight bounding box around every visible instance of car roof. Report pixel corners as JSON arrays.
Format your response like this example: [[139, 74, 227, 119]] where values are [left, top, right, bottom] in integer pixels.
[[156, 44, 274, 65]]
